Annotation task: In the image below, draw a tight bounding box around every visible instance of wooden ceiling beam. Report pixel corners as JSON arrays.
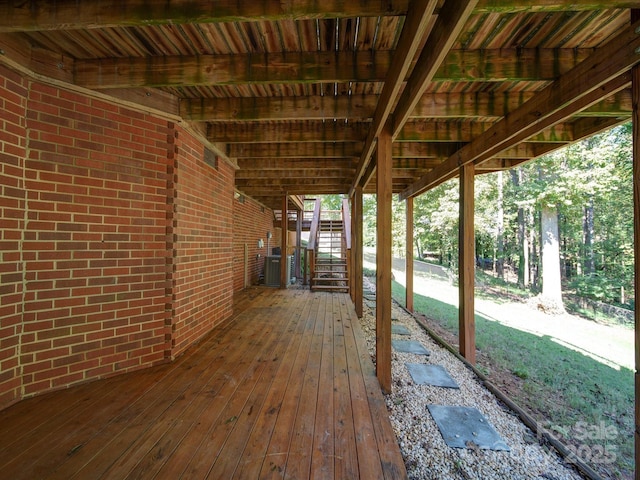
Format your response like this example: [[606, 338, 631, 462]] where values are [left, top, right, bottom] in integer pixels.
[[185, 88, 629, 123], [237, 159, 357, 170], [351, 0, 477, 194], [240, 187, 349, 197], [392, 143, 458, 158], [400, 17, 640, 200], [236, 169, 355, 179], [228, 143, 362, 158], [236, 179, 350, 192], [474, 159, 526, 170], [390, 0, 479, 138], [74, 47, 589, 90], [185, 95, 377, 122], [208, 121, 369, 144], [237, 158, 441, 170], [350, 0, 439, 194], [75, 51, 392, 89], [572, 115, 630, 139], [414, 88, 630, 119], [474, 0, 640, 13], [392, 141, 563, 158], [0, 1, 411, 32], [397, 120, 578, 143], [2, 1, 637, 33]]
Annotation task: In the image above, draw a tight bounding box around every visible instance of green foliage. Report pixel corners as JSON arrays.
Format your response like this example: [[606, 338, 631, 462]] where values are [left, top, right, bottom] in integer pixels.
[[317, 194, 346, 210], [413, 180, 460, 268], [361, 124, 634, 306], [569, 274, 629, 306]]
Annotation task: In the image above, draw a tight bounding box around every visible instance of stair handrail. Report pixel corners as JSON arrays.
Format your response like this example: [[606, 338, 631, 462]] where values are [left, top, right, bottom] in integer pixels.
[[306, 198, 322, 286]]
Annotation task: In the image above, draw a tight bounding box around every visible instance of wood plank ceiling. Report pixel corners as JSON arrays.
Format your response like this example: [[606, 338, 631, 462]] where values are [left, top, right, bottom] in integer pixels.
[[1, 1, 639, 209]]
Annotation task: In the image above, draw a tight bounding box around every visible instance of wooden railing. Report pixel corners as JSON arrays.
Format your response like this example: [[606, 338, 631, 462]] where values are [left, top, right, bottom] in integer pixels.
[[305, 198, 321, 286], [342, 198, 352, 294]]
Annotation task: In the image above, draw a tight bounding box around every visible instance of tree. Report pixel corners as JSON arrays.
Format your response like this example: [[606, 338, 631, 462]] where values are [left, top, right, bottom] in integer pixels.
[[540, 202, 564, 310], [509, 168, 529, 288]]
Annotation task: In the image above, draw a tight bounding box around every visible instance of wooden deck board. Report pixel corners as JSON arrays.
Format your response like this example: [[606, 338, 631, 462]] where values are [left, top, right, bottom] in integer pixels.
[[258, 294, 321, 479], [0, 288, 407, 480]]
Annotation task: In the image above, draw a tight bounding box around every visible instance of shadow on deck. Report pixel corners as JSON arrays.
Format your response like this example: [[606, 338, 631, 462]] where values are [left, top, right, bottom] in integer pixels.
[[0, 287, 407, 479]]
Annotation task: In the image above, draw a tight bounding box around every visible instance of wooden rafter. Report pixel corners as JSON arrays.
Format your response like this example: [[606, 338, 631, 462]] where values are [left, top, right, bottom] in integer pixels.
[[186, 96, 378, 122], [228, 143, 362, 158], [400, 18, 640, 200], [397, 120, 578, 143], [208, 122, 370, 144], [236, 158, 357, 170], [2, 0, 639, 33], [352, 0, 478, 194], [74, 51, 393, 89], [73, 48, 591, 90], [351, 0, 439, 193], [236, 169, 356, 179], [391, 0, 478, 137], [0, 1, 411, 32], [185, 89, 630, 124]]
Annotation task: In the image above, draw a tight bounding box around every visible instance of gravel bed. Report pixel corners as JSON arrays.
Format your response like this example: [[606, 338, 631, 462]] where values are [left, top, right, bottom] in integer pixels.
[[360, 279, 584, 480]]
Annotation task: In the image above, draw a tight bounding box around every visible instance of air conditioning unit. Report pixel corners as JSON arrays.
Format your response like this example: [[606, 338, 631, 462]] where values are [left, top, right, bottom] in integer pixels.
[[264, 255, 293, 287]]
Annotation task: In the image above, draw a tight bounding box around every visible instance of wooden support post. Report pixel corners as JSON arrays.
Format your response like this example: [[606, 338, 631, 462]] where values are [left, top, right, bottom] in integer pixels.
[[376, 126, 393, 393], [295, 208, 302, 279], [631, 13, 640, 477], [459, 162, 476, 364], [406, 197, 414, 313], [350, 194, 356, 304], [354, 187, 364, 318], [280, 194, 289, 289]]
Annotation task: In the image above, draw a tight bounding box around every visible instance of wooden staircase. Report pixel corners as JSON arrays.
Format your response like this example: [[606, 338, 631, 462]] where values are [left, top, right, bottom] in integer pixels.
[[311, 210, 349, 293]]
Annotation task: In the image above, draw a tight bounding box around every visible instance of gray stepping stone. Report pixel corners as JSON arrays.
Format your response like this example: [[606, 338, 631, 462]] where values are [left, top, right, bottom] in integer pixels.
[[391, 340, 430, 355], [392, 324, 411, 336], [364, 294, 376, 301], [427, 405, 509, 451], [365, 300, 376, 308], [405, 363, 459, 388]]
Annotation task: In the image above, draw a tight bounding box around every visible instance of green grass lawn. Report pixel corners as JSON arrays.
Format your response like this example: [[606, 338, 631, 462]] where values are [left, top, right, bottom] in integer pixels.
[[389, 278, 634, 479]]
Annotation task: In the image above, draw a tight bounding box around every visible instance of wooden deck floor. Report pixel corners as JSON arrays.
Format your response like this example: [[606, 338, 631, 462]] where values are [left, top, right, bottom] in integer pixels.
[[0, 288, 407, 479]]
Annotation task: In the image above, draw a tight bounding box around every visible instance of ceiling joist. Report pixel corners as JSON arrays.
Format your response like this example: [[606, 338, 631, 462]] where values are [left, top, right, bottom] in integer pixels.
[[74, 48, 592, 90], [400, 18, 640, 200], [0, 1, 636, 210], [351, 0, 478, 194], [2, 0, 639, 33]]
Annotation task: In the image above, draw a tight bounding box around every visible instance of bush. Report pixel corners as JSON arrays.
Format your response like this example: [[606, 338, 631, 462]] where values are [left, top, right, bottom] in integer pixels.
[[569, 275, 620, 304]]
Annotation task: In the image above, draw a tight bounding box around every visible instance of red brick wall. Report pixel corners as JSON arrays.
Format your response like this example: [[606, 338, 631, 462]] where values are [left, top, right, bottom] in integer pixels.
[[0, 66, 176, 407], [0, 66, 28, 407], [20, 82, 173, 398], [232, 195, 275, 292], [170, 126, 234, 357], [0, 66, 258, 410]]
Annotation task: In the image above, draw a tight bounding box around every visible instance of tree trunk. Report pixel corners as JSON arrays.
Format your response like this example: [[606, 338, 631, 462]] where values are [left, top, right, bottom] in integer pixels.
[[415, 238, 423, 260], [540, 204, 565, 312], [510, 169, 529, 288], [496, 171, 504, 279], [530, 210, 538, 289], [583, 196, 595, 275]]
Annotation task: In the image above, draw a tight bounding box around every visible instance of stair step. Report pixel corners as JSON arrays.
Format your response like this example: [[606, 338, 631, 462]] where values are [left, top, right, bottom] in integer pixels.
[[311, 285, 350, 292], [312, 278, 348, 284]]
